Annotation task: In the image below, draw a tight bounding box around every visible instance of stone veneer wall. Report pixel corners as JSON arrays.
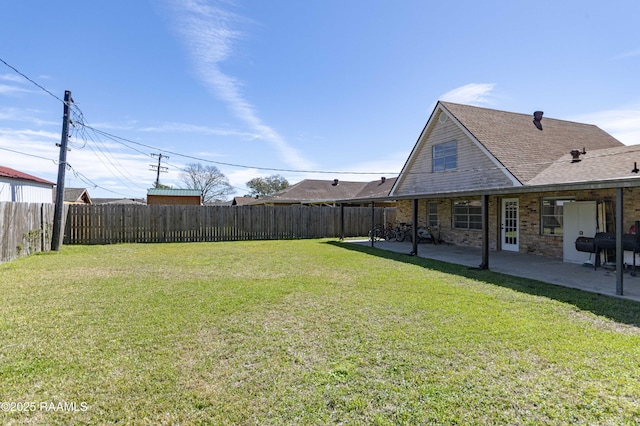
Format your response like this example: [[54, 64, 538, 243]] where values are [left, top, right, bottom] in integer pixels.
[[395, 188, 640, 259]]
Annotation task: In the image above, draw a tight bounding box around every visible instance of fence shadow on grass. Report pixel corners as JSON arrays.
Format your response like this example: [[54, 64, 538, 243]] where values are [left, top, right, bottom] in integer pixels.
[[328, 240, 640, 328]]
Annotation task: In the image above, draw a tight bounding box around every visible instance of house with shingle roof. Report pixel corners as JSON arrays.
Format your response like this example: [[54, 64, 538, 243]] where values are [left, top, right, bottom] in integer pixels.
[[232, 196, 257, 206], [0, 165, 55, 203], [379, 101, 640, 270], [64, 188, 92, 204], [250, 177, 397, 207]]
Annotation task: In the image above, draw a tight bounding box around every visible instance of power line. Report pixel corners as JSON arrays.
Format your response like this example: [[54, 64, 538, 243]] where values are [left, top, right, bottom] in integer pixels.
[[5, 56, 638, 187], [82, 124, 400, 175], [0, 57, 68, 105], [0, 146, 57, 163], [67, 163, 136, 197], [74, 123, 149, 191], [79, 121, 640, 177]]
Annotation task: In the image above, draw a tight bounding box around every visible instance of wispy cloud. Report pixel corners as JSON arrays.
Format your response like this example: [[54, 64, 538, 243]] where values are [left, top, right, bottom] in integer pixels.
[[0, 127, 59, 141], [612, 49, 640, 60], [166, 0, 315, 170], [0, 74, 27, 83], [440, 83, 496, 106], [0, 107, 58, 126], [572, 106, 640, 146], [0, 83, 34, 96], [139, 122, 259, 139]]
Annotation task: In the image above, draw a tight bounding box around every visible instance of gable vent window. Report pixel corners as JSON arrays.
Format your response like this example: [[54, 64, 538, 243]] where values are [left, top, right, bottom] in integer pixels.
[[433, 141, 457, 172]]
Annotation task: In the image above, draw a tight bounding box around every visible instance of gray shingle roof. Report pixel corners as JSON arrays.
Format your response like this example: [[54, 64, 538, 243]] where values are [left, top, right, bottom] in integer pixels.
[[251, 178, 397, 204], [440, 101, 624, 184], [64, 187, 91, 203], [262, 179, 367, 203], [527, 144, 640, 185], [354, 177, 397, 198]]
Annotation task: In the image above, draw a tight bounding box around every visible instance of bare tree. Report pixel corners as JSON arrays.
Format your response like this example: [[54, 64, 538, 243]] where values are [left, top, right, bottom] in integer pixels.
[[180, 163, 234, 203], [246, 174, 290, 197]]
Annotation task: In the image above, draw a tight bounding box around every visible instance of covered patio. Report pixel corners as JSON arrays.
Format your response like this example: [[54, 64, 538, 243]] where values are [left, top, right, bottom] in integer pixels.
[[349, 238, 640, 303]]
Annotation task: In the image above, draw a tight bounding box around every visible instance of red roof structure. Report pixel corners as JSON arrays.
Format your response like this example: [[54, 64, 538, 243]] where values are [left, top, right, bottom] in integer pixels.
[[0, 166, 55, 186]]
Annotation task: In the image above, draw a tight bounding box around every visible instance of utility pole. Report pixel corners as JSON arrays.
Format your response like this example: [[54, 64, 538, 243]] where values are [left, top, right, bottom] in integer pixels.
[[150, 153, 169, 188], [51, 90, 72, 251]]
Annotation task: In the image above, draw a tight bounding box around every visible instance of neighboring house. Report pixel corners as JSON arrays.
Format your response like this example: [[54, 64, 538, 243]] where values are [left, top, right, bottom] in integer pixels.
[[352, 177, 398, 207], [250, 177, 397, 207], [147, 188, 202, 205], [385, 101, 640, 266], [0, 165, 55, 203], [232, 196, 257, 206], [64, 188, 92, 204], [92, 198, 146, 205], [205, 199, 233, 206]]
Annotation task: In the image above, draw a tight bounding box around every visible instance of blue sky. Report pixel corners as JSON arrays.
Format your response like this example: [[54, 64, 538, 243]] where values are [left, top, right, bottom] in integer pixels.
[[1, 0, 640, 199]]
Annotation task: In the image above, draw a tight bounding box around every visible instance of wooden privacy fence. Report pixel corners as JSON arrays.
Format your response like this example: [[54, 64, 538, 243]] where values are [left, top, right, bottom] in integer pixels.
[[64, 204, 395, 245], [0, 202, 57, 263]]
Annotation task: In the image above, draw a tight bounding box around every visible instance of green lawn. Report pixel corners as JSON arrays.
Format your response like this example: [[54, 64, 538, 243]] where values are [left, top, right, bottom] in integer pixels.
[[1, 239, 640, 425]]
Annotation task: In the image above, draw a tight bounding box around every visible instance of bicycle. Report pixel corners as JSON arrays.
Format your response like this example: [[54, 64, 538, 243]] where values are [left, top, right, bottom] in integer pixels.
[[395, 224, 438, 244], [369, 223, 397, 242], [394, 223, 410, 242]]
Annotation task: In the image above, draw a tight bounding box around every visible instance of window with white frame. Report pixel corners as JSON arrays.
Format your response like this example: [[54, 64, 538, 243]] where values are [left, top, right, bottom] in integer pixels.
[[541, 197, 574, 235], [432, 141, 457, 172], [453, 200, 482, 230], [427, 201, 438, 227]]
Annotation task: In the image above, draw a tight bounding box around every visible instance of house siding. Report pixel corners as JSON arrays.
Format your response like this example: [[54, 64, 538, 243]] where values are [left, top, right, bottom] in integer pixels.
[[147, 195, 202, 205], [394, 112, 515, 196], [0, 178, 54, 203], [395, 187, 638, 260]]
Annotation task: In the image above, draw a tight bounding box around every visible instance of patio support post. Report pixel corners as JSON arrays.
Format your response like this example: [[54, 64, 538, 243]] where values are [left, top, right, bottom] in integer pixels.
[[411, 198, 418, 255], [371, 201, 375, 248], [339, 203, 344, 240], [616, 187, 624, 295], [479, 194, 489, 269]]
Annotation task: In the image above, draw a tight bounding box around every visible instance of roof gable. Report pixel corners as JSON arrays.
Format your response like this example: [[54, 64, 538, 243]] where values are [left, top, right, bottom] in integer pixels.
[[391, 101, 625, 197], [64, 187, 92, 204]]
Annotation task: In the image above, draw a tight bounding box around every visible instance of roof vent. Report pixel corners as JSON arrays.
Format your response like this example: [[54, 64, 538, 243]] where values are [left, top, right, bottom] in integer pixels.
[[533, 111, 543, 130], [633, 162, 639, 173], [381, 177, 386, 184], [332, 179, 339, 186], [570, 149, 583, 162]]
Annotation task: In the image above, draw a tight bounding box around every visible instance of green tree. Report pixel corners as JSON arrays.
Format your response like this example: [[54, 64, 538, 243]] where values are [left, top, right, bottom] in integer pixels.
[[180, 163, 234, 203], [246, 174, 289, 197]]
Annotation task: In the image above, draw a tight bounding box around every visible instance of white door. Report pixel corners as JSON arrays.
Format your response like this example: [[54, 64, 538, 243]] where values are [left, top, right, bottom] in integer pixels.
[[501, 198, 519, 252], [563, 201, 597, 264]]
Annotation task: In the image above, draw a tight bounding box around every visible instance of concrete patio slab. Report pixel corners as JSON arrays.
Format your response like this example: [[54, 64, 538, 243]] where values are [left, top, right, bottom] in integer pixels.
[[347, 239, 640, 303]]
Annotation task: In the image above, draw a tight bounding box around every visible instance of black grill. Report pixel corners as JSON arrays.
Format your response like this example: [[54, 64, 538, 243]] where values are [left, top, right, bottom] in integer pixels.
[[623, 234, 640, 252], [574, 223, 640, 273], [575, 237, 595, 253]]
